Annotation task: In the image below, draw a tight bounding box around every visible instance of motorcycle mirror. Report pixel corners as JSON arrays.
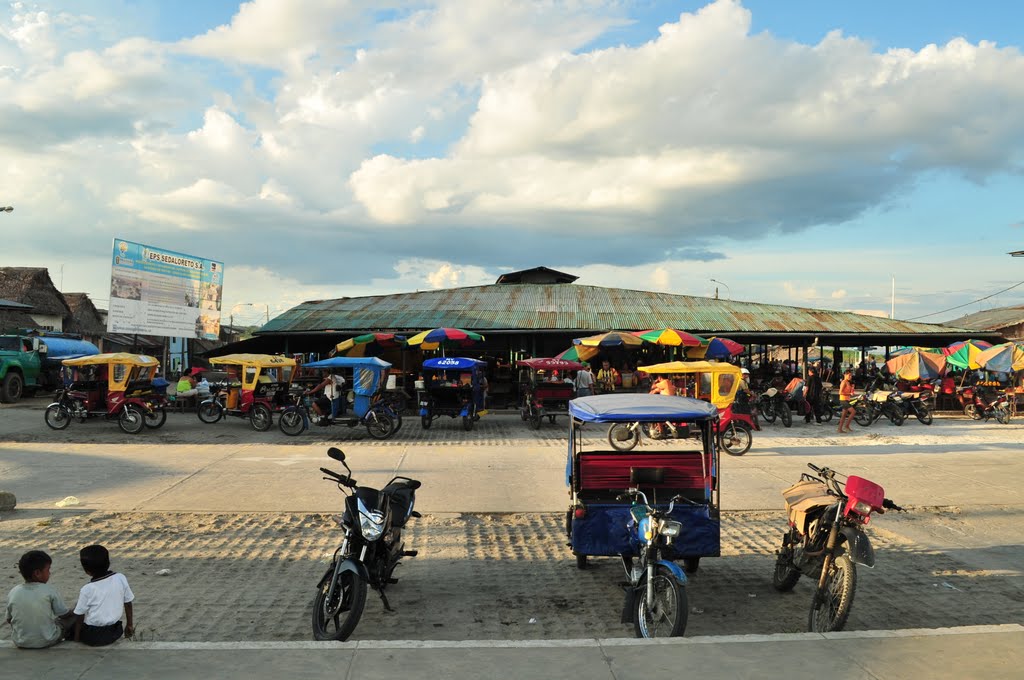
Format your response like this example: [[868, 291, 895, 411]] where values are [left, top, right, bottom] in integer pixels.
[[327, 447, 346, 462]]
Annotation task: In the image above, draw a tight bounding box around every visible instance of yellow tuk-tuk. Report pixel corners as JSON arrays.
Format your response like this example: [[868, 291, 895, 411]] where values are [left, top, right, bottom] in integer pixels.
[[201, 354, 297, 430], [637, 361, 757, 455], [46, 353, 164, 434]]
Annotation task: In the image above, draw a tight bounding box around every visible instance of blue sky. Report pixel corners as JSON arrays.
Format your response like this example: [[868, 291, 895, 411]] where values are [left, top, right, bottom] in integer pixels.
[[1, 1, 1022, 328]]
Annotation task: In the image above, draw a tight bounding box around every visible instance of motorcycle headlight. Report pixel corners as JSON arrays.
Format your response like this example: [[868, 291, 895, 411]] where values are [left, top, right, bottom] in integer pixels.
[[356, 498, 384, 540], [851, 500, 873, 515], [660, 519, 682, 537]]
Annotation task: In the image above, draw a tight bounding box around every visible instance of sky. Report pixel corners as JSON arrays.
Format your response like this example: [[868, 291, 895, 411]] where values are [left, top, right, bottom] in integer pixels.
[[2, 0, 1024, 328]]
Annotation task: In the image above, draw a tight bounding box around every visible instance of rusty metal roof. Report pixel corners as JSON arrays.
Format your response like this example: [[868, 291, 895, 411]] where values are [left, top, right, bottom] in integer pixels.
[[259, 283, 982, 340], [944, 305, 1024, 333]]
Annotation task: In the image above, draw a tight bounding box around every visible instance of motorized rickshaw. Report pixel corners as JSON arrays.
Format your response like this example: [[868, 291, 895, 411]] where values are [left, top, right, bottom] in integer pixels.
[[277, 356, 400, 439], [635, 361, 757, 455], [46, 353, 165, 434], [565, 394, 721, 622], [517, 357, 583, 429], [417, 357, 486, 430], [200, 354, 297, 431]]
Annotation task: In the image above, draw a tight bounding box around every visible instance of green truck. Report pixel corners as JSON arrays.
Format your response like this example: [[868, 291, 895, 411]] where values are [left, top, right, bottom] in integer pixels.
[[0, 334, 100, 402]]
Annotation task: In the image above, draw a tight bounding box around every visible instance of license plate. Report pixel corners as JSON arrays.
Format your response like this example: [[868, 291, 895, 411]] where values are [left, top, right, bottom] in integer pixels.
[[420, 401, 429, 406]]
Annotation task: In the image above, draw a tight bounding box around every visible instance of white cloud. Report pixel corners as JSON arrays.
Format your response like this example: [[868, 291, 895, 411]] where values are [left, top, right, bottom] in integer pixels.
[[831, 289, 848, 299]]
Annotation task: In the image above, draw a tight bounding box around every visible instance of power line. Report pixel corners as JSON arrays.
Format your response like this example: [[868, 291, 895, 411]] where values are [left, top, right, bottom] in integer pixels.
[[907, 279, 1024, 321]]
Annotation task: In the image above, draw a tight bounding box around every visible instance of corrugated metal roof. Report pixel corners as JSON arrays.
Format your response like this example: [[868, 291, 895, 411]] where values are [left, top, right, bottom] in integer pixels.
[[259, 283, 977, 337], [944, 305, 1024, 332]]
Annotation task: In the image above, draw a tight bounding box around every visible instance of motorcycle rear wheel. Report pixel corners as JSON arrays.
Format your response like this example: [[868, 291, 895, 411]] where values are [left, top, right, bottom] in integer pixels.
[[916, 407, 933, 425], [779, 403, 792, 428], [367, 413, 395, 440], [808, 554, 857, 633], [760, 400, 777, 424], [995, 405, 1011, 425], [44, 405, 71, 430], [964, 403, 981, 420], [118, 406, 145, 434], [250, 404, 273, 432], [719, 421, 752, 456], [197, 402, 222, 424], [529, 413, 541, 430], [853, 405, 872, 427], [633, 565, 687, 638], [145, 407, 167, 429], [608, 423, 640, 452], [312, 569, 367, 641], [462, 415, 474, 431], [887, 408, 904, 426], [772, 535, 801, 592]]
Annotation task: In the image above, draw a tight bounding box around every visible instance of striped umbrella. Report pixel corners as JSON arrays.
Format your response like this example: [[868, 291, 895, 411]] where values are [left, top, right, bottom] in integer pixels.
[[405, 327, 485, 351], [333, 333, 407, 357], [555, 345, 599, 362], [886, 350, 947, 380], [632, 328, 705, 347], [943, 339, 993, 370], [574, 331, 646, 349], [975, 342, 1024, 373], [686, 337, 745, 360]]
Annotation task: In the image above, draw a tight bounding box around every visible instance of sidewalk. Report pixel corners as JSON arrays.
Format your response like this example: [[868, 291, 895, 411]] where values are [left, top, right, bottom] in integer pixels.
[[2, 625, 1021, 679]]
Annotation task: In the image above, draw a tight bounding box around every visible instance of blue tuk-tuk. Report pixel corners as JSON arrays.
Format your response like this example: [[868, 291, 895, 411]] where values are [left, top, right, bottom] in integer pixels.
[[418, 357, 486, 430], [565, 394, 721, 574], [278, 356, 400, 439]]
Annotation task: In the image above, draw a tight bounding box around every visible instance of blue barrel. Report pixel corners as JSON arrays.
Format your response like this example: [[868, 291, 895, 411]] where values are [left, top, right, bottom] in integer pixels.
[[40, 337, 100, 359]]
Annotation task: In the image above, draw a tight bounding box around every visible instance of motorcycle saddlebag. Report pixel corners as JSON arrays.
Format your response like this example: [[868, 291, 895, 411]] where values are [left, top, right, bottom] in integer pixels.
[[782, 479, 832, 534]]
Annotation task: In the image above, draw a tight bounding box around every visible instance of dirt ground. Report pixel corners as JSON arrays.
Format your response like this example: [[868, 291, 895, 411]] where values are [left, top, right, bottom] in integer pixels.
[[2, 506, 1021, 642]]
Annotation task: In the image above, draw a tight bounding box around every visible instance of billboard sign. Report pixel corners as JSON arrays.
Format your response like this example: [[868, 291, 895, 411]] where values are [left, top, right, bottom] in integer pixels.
[[107, 238, 224, 340]]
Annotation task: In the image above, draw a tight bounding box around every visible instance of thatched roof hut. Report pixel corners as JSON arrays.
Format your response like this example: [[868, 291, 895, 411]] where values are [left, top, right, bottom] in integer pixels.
[[0, 268, 71, 326], [63, 292, 106, 338]]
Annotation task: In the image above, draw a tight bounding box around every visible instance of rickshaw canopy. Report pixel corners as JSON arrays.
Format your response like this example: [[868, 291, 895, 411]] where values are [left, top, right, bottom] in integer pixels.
[[304, 357, 392, 370], [637, 361, 743, 410], [568, 394, 718, 423], [304, 356, 392, 416], [517, 358, 585, 372], [209, 354, 297, 368], [63, 353, 159, 368]]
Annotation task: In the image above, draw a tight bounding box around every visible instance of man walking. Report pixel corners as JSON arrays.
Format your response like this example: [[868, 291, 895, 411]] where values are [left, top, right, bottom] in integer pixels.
[[805, 366, 823, 424]]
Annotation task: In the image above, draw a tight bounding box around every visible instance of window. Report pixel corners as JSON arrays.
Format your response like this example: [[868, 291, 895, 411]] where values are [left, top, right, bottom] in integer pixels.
[[719, 374, 736, 396]]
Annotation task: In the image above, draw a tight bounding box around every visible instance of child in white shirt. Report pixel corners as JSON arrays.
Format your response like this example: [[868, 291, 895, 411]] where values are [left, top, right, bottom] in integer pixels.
[[71, 545, 135, 646]]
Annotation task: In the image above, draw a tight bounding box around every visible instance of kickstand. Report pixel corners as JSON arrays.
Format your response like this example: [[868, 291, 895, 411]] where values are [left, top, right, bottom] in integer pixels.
[[378, 589, 394, 612]]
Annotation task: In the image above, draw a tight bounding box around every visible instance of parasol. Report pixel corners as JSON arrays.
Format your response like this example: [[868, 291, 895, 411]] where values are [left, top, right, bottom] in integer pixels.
[[555, 346, 599, 362], [943, 339, 993, 370], [631, 328, 704, 347], [405, 328, 485, 352], [885, 350, 947, 381], [333, 333, 407, 357], [975, 342, 1024, 373], [686, 337, 745, 360], [574, 331, 646, 349]]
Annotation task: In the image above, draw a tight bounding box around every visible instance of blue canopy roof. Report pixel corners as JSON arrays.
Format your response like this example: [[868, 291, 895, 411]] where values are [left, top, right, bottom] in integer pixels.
[[303, 356, 391, 369], [423, 357, 486, 370], [568, 394, 718, 423]]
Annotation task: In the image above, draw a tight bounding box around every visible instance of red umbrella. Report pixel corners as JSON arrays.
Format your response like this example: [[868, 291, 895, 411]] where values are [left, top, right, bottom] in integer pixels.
[[189, 367, 207, 376]]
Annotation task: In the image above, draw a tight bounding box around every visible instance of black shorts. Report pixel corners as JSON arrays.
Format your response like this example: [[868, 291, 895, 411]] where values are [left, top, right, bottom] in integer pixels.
[[315, 396, 331, 413], [79, 620, 123, 646]]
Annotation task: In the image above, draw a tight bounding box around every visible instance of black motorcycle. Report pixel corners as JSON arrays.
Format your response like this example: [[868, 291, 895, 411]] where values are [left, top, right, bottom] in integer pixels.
[[757, 387, 792, 427], [772, 463, 903, 632], [895, 389, 934, 425], [851, 389, 905, 427], [312, 447, 421, 641]]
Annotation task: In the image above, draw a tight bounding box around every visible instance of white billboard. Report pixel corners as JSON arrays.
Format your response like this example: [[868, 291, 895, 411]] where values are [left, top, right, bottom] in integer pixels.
[[107, 238, 224, 340]]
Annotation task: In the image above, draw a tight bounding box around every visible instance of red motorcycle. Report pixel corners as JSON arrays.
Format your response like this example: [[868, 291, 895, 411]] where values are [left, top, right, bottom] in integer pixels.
[[958, 385, 1011, 424], [772, 463, 903, 632]]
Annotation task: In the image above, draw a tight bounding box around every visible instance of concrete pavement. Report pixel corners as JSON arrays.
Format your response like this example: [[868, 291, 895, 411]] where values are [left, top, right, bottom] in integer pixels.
[[2, 626, 1022, 680]]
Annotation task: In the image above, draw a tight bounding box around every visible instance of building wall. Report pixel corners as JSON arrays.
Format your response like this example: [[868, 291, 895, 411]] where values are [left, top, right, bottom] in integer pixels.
[[29, 313, 62, 332]]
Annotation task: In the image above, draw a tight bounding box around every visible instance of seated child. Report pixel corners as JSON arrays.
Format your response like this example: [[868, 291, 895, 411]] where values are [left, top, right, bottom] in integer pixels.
[[71, 545, 135, 646], [5, 550, 74, 648]]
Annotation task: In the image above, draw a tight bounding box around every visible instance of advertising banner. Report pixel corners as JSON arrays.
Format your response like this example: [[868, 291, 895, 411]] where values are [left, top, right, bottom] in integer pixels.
[[107, 238, 224, 340]]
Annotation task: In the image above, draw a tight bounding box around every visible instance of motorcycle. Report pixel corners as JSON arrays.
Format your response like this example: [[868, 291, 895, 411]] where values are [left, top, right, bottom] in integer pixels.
[[851, 389, 905, 427], [896, 390, 934, 425], [617, 486, 689, 638], [772, 463, 903, 632], [608, 420, 694, 451], [312, 447, 422, 641], [757, 387, 792, 427], [959, 386, 1011, 424]]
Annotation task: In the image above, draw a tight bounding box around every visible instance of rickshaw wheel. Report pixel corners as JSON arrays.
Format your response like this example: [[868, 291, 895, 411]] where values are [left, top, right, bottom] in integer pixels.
[[634, 565, 687, 638], [250, 404, 273, 431], [44, 405, 71, 430], [279, 408, 306, 436], [575, 554, 588, 570], [366, 413, 394, 440], [421, 415, 432, 429], [462, 415, 474, 431], [607, 423, 639, 452], [118, 407, 145, 435], [198, 402, 222, 424], [529, 413, 541, 430], [144, 408, 167, 429]]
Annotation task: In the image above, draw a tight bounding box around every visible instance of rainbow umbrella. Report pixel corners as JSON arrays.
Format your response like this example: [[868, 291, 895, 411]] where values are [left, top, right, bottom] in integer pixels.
[[555, 345, 599, 362], [686, 337, 744, 360], [333, 333, 407, 357], [885, 350, 947, 381], [405, 327, 485, 351], [975, 342, 1024, 373], [632, 328, 705, 347], [943, 339, 993, 370], [574, 331, 645, 349]]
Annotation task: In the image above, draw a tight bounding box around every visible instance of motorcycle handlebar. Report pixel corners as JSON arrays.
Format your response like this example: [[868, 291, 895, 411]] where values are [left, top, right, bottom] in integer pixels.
[[319, 467, 354, 488], [882, 498, 904, 512]]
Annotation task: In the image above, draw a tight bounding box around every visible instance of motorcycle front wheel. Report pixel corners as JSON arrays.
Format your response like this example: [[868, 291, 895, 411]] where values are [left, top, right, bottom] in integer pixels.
[[633, 565, 687, 638], [312, 569, 368, 641], [759, 399, 777, 423], [995, 405, 1011, 425], [964, 403, 981, 420], [118, 406, 145, 434], [808, 554, 857, 633], [779, 402, 792, 428], [853, 405, 872, 427], [916, 406, 933, 425], [145, 407, 167, 429], [44, 405, 71, 430], [279, 408, 306, 436], [250, 404, 273, 431], [367, 413, 395, 440], [719, 421, 752, 456], [887, 407, 904, 426], [608, 423, 640, 452], [197, 402, 222, 424]]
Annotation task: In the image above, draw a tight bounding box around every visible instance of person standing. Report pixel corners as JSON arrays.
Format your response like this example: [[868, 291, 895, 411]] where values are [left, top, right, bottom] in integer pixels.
[[575, 363, 595, 397], [596, 360, 619, 394], [804, 367, 823, 424], [837, 369, 856, 433]]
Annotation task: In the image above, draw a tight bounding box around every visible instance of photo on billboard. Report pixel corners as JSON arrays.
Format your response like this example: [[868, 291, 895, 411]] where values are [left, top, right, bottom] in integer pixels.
[[107, 238, 224, 340]]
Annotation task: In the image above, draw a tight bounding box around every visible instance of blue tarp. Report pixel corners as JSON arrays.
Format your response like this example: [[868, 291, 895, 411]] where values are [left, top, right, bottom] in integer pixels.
[[571, 504, 720, 558], [568, 394, 718, 423], [39, 337, 99, 359], [303, 357, 391, 369]]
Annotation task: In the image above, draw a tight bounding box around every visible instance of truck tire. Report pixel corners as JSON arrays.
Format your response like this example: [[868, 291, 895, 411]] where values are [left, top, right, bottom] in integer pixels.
[[1, 372, 24, 403]]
